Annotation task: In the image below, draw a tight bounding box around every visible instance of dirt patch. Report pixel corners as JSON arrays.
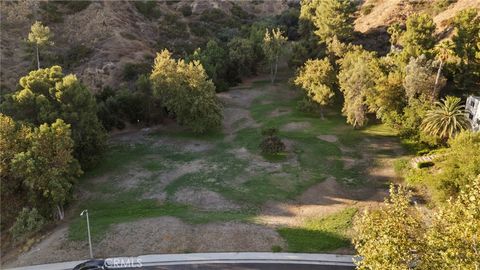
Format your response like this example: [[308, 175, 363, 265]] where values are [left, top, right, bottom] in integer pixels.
[[142, 160, 205, 201], [97, 217, 285, 256], [280, 121, 311, 132], [4, 227, 90, 268], [269, 107, 292, 117], [317, 134, 338, 143], [173, 188, 240, 211], [258, 176, 387, 227]]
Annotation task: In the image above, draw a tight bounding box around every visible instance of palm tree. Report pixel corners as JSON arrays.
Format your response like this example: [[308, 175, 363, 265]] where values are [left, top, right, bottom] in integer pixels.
[[421, 96, 471, 141], [433, 40, 455, 99]]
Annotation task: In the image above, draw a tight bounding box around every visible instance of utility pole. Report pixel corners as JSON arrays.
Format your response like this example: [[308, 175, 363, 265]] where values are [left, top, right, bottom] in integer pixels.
[[80, 209, 93, 258]]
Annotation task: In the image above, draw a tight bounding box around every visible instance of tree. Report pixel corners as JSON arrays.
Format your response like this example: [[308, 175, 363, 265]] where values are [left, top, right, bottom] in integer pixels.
[[191, 40, 229, 91], [451, 8, 480, 90], [227, 37, 256, 78], [7, 66, 106, 167], [404, 55, 444, 103], [263, 28, 287, 83], [338, 48, 381, 128], [304, 0, 355, 43], [27, 21, 53, 69], [150, 49, 222, 133], [353, 185, 425, 270], [421, 96, 470, 141], [424, 175, 480, 270], [400, 13, 436, 60], [294, 58, 335, 118], [387, 23, 403, 52], [354, 177, 480, 269], [452, 8, 480, 65], [367, 69, 407, 125], [433, 40, 455, 97], [12, 119, 82, 220]]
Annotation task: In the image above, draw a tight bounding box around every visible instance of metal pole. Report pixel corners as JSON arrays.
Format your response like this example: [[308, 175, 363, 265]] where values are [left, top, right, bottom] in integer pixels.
[[81, 210, 93, 258]]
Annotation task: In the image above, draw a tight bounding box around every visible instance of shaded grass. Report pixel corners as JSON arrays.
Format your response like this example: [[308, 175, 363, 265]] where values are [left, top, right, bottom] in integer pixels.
[[68, 198, 252, 242], [278, 207, 357, 252]]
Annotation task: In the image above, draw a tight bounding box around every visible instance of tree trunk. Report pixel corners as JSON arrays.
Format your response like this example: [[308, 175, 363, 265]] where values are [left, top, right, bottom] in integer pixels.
[[36, 44, 40, 69], [273, 55, 279, 84], [56, 204, 64, 220], [433, 60, 443, 101]]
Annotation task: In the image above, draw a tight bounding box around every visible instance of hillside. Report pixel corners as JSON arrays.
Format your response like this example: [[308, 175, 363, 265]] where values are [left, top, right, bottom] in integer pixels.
[[0, 0, 291, 92]]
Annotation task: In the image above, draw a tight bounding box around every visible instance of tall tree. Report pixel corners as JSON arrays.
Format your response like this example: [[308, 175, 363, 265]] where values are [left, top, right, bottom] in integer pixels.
[[7, 66, 106, 167], [191, 40, 229, 91], [12, 119, 82, 220], [308, 0, 355, 43], [150, 49, 222, 133], [27, 21, 53, 69], [433, 40, 455, 97], [421, 96, 470, 141], [338, 48, 381, 128], [263, 28, 288, 83], [400, 13, 436, 60], [294, 58, 335, 118], [404, 55, 444, 103], [452, 8, 480, 65]]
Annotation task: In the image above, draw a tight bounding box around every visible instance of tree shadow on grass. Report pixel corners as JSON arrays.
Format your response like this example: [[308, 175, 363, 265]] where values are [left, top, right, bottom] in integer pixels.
[[277, 227, 351, 252]]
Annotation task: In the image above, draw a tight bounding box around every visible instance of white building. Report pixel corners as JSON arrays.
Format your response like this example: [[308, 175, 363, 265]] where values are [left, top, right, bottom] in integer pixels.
[[466, 96, 480, 131]]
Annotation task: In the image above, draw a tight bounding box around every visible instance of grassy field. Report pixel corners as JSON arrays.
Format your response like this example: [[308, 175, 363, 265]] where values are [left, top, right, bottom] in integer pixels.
[[68, 76, 403, 253]]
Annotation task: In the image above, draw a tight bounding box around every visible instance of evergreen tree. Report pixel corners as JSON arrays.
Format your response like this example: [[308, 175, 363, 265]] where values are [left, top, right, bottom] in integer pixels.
[[338, 48, 381, 127], [7, 66, 106, 167], [400, 13, 436, 60], [294, 58, 335, 118], [150, 50, 222, 133], [27, 21, 53, 69]]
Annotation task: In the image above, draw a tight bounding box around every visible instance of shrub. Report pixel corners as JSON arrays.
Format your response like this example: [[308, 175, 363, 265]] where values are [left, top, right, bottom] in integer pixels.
[[63, 44, 93, 68], [134, 0, 161, 19], [260, 128, 286, 155], [179, 5, 192, 17], [361, 4, 374, 15], [417, 161, 434, 169], [271, 245, 283, 252], [10, 208, 46, 241], [123, 62, 151, 81]]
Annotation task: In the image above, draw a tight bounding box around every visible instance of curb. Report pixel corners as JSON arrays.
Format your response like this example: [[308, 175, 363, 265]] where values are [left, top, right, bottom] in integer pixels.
[[6, 252, 355, 270]]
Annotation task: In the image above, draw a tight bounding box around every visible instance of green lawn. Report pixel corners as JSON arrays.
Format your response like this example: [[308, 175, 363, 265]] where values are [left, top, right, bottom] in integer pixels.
[[278, 208, 358, 252]]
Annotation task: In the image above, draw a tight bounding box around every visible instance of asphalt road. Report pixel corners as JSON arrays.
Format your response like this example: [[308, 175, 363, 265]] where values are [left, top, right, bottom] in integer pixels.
[[112, 263, 355, 270]]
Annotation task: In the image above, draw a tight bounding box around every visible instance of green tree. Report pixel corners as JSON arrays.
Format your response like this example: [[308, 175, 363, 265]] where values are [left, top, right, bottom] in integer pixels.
[[27, 21, 53, 69], [401, 13, 436, 60], [424, 175, 480, 269], [353, 185, 425, 270], [305, 0, 355, 43], [263, 28, 288, 83], [404, 55, 444, 103], [338, 48, 381, 128], [228, 37, 256, 78], [354, 176, 480, 269], [150, 49, 222, 133], [7, 66, 106, 167], [421, 96, 470, 141], [451, 8, 480, 91], [452, 8, 480, 65], [433, 40, 456, 97], [367, 69, 407, 125], [191, 40, 229, 91], [12, 119, 82, 220], [294, 58, 335, 118], [387, 22, 403, 52]]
